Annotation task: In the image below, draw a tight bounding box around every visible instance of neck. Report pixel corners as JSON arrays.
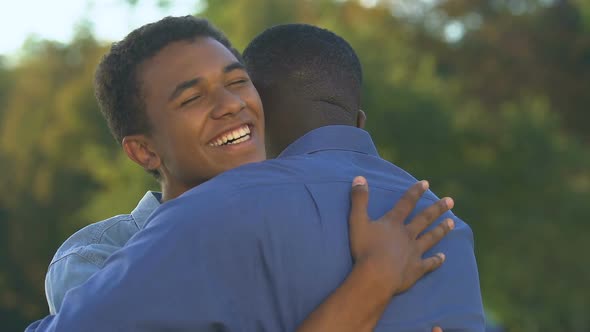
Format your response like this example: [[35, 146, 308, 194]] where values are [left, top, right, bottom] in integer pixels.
[[160, 179, 193, 203]]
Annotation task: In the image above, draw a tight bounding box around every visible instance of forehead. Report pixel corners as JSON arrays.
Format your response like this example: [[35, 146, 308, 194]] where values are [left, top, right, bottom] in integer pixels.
[[138, 37, 240, 92]]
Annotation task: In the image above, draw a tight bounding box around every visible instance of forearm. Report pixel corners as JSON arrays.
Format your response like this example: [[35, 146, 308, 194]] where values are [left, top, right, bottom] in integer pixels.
[[296, 259, 395, 332]]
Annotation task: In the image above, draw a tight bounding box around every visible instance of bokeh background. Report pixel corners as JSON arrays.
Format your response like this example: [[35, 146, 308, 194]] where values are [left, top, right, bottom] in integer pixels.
[[0, 0, 588, 331]]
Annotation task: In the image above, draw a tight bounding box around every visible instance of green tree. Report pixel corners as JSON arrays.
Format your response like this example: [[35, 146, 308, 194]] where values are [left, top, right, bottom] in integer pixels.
[[417, 0, 590, 141], [0, 31, 156, 330]]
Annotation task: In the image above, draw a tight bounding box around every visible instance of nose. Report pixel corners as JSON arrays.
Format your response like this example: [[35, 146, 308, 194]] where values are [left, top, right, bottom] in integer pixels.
[[210, 87, 246, 119]]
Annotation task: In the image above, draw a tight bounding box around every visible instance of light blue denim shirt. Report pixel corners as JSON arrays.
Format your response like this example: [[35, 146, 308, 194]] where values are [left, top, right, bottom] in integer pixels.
[[44, 191, 161, 314]]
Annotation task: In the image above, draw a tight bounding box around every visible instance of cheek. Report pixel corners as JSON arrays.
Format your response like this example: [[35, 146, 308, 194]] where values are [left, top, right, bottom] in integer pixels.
[[161, 118, 205, 157], [172, 110, 208, 135], [244, 88, 264, 114]]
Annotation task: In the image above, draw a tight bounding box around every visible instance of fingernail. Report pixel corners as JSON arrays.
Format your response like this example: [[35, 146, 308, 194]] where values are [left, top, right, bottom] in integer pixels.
[[447, 219, 455, 230], [420, 180, 429, 190], [437, 253, 446, 261], [352, 176, 366, 186], [445, 197, 454, 209]]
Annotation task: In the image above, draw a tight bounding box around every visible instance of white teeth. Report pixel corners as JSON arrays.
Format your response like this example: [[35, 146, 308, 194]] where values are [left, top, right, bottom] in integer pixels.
[[227, 134, 250, 145], [209, 125, 251, 147]]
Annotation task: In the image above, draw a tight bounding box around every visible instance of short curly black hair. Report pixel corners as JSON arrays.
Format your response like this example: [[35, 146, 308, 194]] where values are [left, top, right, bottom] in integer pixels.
[[95, 15, 241, 146]]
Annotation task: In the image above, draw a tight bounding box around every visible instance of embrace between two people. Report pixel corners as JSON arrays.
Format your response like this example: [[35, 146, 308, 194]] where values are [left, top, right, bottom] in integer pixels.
[[29, 16, 484, 331]]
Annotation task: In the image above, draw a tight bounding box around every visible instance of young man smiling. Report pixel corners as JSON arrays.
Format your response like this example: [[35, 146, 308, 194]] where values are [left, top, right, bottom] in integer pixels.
[[44, 17, 269, 314], [33, 17, 472, 331]]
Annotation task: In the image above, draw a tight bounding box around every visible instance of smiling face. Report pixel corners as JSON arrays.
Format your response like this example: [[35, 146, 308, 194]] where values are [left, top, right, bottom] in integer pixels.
[[135, 37, 265, 198]]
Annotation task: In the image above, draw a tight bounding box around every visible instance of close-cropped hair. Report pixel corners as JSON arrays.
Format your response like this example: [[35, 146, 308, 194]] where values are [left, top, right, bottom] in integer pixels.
[[242, 23, 362, 95]]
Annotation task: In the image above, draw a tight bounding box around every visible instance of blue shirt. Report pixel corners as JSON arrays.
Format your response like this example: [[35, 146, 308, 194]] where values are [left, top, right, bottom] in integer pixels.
[[44, 191, 161, 314], [28, 125, 484, 332]]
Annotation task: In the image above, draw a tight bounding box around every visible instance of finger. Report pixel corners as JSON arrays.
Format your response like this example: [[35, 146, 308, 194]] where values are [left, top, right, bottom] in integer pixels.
[[349, 176, 369, 228], [407, 197, 454, 239], [432, 327, 443, 332], [417, 218, 454, 253], [384, 180, 429, 224], [421, 252, 446, 275]]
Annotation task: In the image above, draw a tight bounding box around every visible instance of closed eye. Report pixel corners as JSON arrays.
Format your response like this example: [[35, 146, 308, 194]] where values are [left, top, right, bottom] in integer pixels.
[[180, 95, 201, 107], [228, 78, 249, 86]]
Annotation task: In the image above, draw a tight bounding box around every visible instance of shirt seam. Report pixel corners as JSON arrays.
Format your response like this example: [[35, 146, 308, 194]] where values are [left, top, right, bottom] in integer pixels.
[[48, 250, 104, 269], [50, 215, 135, 266], [96, 215, 136, 243], [303, 184, 323, 226]]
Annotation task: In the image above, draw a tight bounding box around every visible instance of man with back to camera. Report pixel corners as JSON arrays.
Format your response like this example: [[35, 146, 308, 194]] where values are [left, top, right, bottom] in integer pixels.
[[242, 23, 484, 331]]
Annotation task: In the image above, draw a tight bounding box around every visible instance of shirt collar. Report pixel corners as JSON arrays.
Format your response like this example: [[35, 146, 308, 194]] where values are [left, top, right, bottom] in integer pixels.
[[278, 125, 379, 159], [131, 191, 162, 230]]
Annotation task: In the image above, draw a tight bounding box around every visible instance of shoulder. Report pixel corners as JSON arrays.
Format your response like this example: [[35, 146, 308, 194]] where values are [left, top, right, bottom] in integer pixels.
[[148, 173, 318, 241], [190, 156, 347, 194], [44, 214, 140, 314], [49, 213, 137, 268]]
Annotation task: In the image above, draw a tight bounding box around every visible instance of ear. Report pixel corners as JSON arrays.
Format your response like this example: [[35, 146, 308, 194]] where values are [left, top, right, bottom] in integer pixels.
[[122, 135, 161, 172], [356, 109, 366, 129]]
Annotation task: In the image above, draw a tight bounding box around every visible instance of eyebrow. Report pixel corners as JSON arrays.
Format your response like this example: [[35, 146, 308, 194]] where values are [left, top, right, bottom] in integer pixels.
[[168, 62, 247, 102], [224, 61, 246, 73]]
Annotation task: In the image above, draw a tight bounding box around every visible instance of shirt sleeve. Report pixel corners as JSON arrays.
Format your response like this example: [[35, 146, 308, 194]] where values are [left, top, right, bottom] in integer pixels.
[[45, 253, 101, 314], [44, 240, 126, 315]]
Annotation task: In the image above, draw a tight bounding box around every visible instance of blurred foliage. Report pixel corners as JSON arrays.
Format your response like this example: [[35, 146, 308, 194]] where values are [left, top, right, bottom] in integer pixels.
[[0, 0, 588, 331]]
